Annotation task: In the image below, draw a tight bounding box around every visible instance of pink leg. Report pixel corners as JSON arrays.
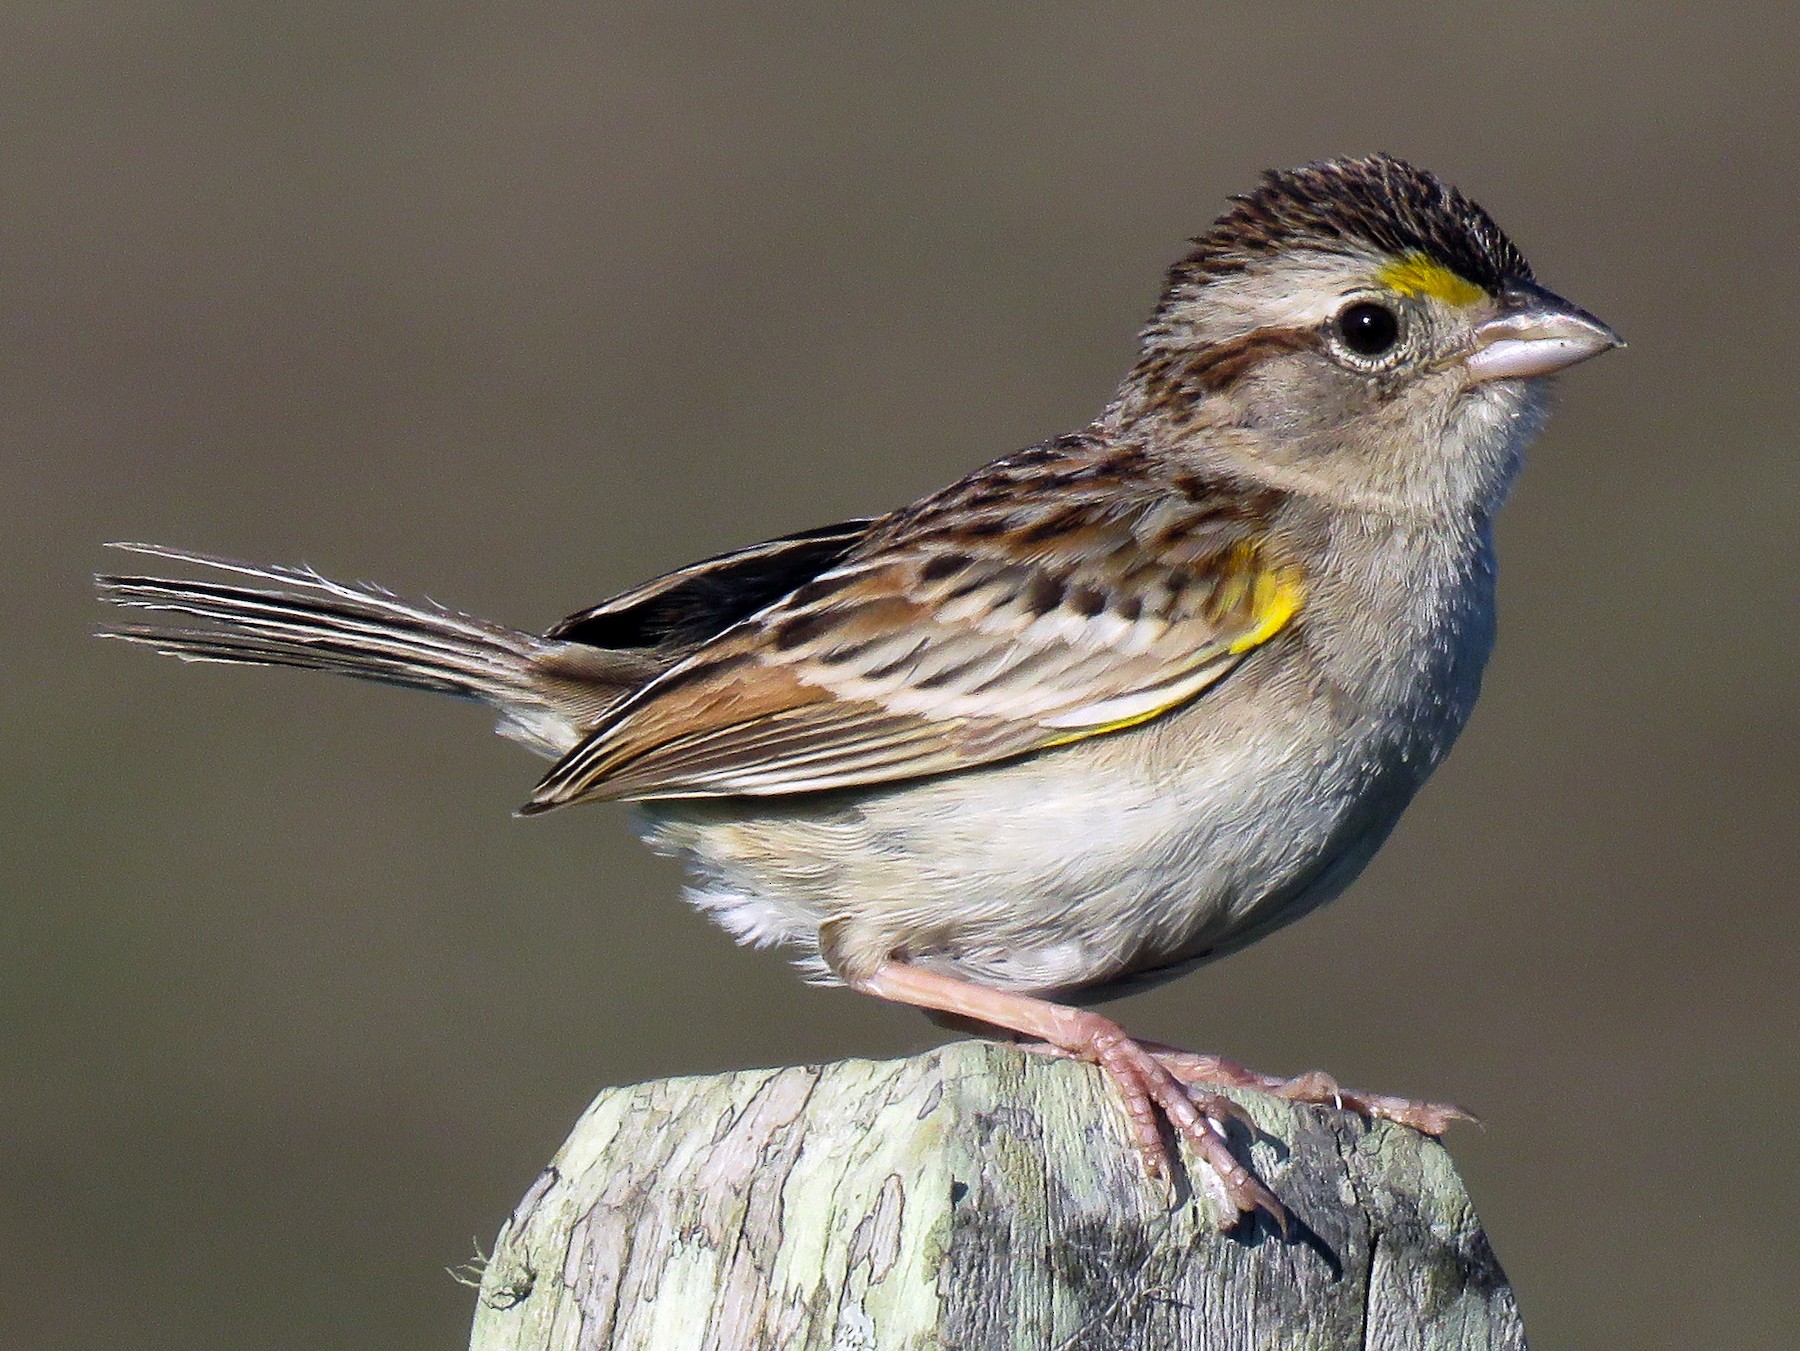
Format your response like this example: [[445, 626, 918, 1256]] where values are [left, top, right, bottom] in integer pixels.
[[853, 961, 1285, 1230]]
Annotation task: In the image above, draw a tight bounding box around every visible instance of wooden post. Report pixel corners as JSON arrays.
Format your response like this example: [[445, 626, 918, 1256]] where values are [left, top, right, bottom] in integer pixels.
[[468, 1041, 1524, 1350]]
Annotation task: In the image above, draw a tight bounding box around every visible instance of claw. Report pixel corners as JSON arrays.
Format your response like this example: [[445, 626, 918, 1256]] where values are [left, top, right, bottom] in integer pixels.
[[847, 962, 1297, 1232], [1185, 1085, 1258, 1135], [1088, 1027, 1288, 1232], [1279, 1070, 1344, 1111]]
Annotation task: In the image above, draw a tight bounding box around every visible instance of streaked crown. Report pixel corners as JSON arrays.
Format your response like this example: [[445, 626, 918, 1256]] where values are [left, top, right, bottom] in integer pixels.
[[1159, 155, 1533, 311]]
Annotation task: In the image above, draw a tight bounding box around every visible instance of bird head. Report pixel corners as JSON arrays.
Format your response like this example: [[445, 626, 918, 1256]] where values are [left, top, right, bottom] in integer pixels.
[[1115, 155, 1622, 521]]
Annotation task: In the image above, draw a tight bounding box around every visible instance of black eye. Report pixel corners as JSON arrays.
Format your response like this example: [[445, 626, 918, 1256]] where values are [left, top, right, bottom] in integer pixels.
[[1335, 301, 1400, 357]]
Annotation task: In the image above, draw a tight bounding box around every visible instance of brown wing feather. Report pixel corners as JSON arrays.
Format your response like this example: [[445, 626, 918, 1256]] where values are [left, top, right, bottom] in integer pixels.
[[524, 440, 1304, 809]]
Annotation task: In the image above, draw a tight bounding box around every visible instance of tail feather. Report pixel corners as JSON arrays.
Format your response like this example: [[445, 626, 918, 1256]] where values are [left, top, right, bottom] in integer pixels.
[[96, 544, 613, 756]]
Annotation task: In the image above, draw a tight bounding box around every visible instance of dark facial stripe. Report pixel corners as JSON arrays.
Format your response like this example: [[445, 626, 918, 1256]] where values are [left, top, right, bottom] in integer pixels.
[[1179, 327, 1319, 393], [1132, 326, 1319, 411]]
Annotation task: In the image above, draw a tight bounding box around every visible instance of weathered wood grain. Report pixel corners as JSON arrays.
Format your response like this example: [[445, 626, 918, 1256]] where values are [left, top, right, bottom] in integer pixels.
[[469, 1041, 1523, 1350]]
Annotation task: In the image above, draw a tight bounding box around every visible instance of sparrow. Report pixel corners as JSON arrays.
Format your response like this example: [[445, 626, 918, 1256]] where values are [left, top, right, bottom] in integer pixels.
[[98, 155, 1621, 1228]]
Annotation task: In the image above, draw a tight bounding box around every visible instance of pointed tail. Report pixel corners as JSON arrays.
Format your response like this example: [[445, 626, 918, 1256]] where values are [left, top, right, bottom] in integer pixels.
[[96, 544, 628, 756]]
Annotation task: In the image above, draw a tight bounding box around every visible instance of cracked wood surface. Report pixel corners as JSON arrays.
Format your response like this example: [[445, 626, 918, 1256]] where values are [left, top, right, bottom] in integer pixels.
[[468, 1041, 1525, 1350]]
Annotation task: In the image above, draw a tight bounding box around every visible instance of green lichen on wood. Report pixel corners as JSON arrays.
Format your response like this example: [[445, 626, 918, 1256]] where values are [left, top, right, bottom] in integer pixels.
[[470, 1042, 1525, 1350]]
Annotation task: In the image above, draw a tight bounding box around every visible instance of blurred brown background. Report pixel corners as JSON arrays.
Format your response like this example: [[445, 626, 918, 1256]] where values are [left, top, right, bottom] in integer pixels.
[[2, 4, 1794, 1348]]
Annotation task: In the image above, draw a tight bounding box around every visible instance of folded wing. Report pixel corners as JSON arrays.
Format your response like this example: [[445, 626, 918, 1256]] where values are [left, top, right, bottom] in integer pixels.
[[524, 464, 1303, 807]]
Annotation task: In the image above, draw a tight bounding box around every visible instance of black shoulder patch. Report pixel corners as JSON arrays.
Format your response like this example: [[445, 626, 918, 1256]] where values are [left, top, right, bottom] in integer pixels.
[[550, 520, 873, 650]]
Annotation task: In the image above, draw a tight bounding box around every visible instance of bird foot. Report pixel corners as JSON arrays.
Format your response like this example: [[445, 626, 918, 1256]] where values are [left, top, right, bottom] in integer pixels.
[[1077, 1021, 1287, 1231], [1136, 1043, 1477, 1135], [850, 960, 1285, 1231]]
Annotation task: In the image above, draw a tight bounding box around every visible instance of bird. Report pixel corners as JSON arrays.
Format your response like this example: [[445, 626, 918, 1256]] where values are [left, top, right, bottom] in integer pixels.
[[97, 154, 1621, 1229]]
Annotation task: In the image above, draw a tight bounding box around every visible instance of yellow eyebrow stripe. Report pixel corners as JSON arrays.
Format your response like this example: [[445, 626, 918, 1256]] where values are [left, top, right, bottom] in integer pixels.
[[1376, 253, 1486, 307]]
